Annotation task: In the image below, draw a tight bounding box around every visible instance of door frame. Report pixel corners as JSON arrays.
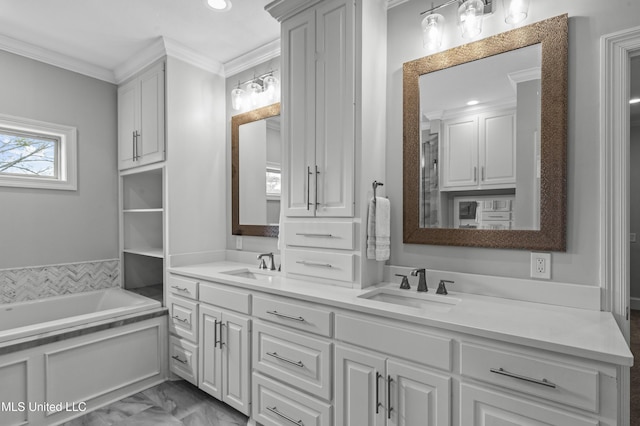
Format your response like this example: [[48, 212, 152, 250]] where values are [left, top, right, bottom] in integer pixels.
[[600, 24, 640, 426]]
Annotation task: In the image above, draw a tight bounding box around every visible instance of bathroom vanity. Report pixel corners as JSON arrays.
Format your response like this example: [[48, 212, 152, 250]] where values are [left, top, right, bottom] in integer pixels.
[[166, 261, 632, 426]]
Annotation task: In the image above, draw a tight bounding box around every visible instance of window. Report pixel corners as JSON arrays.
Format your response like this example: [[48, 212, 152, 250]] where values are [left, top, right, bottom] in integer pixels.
[[266, 164, 281, 197], [0, 113, 77, 190]]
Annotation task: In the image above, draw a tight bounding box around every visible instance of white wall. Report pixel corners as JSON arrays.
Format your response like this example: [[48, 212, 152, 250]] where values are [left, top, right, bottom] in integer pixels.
[[631, 124, 640, 299], [387, 0, 640, 285], [0, 50, 118, 269], [166, 56, 227, 256], [225, 59, 281, 255]]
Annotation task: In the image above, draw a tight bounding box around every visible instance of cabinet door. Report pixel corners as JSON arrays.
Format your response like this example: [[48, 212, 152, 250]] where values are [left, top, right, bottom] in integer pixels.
[[199, 304, 223, 399], [460, 384, 598, 426], [314, 0, 355, 217], [387, 360, 451, 426], [138, 62, 165, 167], [442, 116, 478, 188], [282, 9, 316, 217], [335, 345, 386, 426], [117, 79, 138, 170], [480, 110, 516, 187], [222, 310, 251, 416]]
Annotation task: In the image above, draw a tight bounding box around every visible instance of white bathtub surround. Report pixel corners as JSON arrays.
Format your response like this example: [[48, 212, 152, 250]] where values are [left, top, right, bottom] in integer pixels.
[[0, 289, 167, 426], [0, 259, 119, 304]]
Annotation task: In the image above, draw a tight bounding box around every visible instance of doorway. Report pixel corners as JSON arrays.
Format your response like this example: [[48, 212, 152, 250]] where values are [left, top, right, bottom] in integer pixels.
[[630, 54, 640, 424]]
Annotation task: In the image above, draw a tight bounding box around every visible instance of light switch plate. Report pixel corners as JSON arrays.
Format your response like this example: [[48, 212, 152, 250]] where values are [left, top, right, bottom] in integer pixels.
[[531, 252, 551, 279], [236, 236, 243, 250], [631, 233, 637, 243]]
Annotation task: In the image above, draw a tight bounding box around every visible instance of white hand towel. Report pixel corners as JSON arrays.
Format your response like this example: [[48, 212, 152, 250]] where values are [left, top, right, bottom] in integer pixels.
[[366, 197, 377, 259], [374, 197, 391, 261]]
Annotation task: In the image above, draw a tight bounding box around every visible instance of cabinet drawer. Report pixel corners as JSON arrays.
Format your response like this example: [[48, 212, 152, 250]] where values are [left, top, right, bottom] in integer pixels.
[[480, 211, 511, 221], [286, 249, 354, 283], [461, 383, 597, 426], [168, 274, 199, 299], [199, 281, 251, 314], [285, 221, 354, 249], [168, 296, 198, 343], [169, 336, 198, 386], [460, 342, 599, 412], [253, 372, 332, 426], [253, 321, 332, 400], [335, 313, 452, 372], [253, 294, 333, 337]]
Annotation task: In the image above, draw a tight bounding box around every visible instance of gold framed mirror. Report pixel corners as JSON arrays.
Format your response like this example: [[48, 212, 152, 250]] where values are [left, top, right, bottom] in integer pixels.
[[232, 102, 281, 237], [403, 14, 567, 251]]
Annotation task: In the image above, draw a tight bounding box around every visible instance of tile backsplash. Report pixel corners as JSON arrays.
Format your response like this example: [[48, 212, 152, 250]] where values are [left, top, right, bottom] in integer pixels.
[[0, 259, 120, 304]]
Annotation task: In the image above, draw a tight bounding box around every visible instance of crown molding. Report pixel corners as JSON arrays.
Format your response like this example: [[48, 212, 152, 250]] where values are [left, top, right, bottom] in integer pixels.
[[224, 39, 281, 77], [387, 0, 411, 8], [114, 36, 225, 84], [0, 33, 116, 83]]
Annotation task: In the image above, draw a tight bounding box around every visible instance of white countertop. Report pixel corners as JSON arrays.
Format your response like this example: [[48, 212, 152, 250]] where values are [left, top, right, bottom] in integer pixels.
[[168, 261, 633, 367]]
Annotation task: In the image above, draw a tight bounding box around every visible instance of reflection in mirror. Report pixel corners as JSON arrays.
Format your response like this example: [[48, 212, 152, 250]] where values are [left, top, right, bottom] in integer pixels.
[[403, 14, 568, 250], [419, 44, 541, 231], [232, 103, 280, 237]]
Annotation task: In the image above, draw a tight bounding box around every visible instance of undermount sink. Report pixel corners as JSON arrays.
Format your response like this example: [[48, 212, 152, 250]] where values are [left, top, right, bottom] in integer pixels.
[[221, 268, 280, 283], [359, 287, 460, 313]]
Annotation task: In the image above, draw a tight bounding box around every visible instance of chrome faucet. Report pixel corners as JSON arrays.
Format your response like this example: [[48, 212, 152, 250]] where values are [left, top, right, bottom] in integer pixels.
[[257, 252, 276, 271], [411, 268, 428, 292]]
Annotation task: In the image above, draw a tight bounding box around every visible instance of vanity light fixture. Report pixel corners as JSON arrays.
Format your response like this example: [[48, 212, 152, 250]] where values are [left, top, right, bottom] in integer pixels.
[[420, 0, 493, 49], [466, 99, 479, 106], [205, 0, 232, 11], [502, 0, 529, 24], [630, 98, 640, 104], [230, 71, 280, 111]]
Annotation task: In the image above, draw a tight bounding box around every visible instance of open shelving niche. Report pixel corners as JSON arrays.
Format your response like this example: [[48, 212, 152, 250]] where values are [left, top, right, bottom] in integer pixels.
[[119, 164, 165, 303]]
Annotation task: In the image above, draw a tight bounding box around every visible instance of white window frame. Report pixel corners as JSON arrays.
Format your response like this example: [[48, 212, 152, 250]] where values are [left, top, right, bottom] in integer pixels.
[[0, 113, 77, 190]]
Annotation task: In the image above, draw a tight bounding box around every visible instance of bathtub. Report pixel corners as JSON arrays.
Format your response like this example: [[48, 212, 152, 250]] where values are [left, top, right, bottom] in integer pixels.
[[0, 288, 161, 344], [0, 288, 167, 426]]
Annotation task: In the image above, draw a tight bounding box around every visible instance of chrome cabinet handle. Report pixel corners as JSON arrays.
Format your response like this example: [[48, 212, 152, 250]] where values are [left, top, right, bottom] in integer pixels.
[[481, 166, 485, 181], [172, 315, 190, 324], [171, 285, 190, 293], [266, 406, 304, 425], [387, 375, 393, 419], [295, 260, 333, 268], [490, 368, 556, 388], [219, 322, 225, 347], [375, 372, 382, 414], [132, 131, 136, 161], [315, 165, 320, 207], [266, 310, 305, 322], [295, 232, 333, 237], [474, 166, 477, 182], [307, 166, 312, 211], [266, 351, 304, 368], [171, 355, 188, 364], [214, 319, 219, 348], [135, 130, 141, 160]]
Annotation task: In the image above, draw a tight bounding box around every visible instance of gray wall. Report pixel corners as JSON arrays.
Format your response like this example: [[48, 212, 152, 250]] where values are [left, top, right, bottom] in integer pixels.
[[387, 0, 640, 286], [0, 50, 118, 269], [631, 124, 640, 299], [225, 58, 281, 255]]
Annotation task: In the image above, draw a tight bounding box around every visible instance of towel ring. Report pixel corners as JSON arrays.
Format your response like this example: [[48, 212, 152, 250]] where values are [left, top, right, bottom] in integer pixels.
[[373, 181, 384, 201]]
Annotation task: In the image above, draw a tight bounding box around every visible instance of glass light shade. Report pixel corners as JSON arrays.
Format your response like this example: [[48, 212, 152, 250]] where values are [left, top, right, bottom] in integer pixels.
[[231, 88, 244, 111], [248, 82, 262, 107], [422, 14, 445, 51], [502, 0, 529, 24], [263, 75, 279, 103], [458, 0, 484, 38], [207, 0, 231, 11]]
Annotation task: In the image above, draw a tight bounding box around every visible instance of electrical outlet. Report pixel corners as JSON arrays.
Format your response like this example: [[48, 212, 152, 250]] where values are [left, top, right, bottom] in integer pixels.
[[236, 236, 243, 250], [631, 233, 637, 243], [531, 252, 551, 279]]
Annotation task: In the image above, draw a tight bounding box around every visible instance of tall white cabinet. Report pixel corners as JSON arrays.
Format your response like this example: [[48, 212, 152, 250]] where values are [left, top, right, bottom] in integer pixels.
[[268, 0, 387, 288], [282, 0, 355, 217]]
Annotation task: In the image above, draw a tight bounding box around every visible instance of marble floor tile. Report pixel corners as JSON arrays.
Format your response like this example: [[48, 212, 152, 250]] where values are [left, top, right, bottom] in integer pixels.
[[111, 406, 183, 426], [181, 398, 248, 426], [140, 380, 212, 420]]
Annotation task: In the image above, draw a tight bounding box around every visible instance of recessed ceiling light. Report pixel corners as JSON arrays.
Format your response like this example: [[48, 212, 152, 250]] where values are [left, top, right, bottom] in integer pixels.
[[206, 0, 232, 11], [467, 100, 479, 106], [630, 98, 640, 105]]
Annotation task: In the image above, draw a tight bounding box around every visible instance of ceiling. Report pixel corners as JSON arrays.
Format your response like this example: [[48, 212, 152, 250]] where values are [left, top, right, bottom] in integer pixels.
[[0, 0, 281, 82]]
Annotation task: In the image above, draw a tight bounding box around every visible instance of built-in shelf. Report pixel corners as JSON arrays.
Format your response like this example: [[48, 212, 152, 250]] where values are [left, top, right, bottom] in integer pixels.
[[123, 208, 164, 213], [123, 248, 164, 258]]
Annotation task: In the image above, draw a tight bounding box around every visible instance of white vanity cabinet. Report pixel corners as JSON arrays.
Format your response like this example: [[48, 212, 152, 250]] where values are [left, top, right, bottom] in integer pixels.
[[118, 60, 165, 170], [442, 109, 516, 190], [280, 0, 355, 218]]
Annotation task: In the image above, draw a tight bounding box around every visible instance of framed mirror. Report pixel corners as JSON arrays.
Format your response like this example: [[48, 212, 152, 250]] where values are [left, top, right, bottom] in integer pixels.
[[403, 14, 567, 250], [232, 102, 281, 237]]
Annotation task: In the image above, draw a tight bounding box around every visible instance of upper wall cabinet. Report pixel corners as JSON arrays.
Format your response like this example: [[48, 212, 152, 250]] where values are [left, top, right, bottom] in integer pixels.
[[441, 109, 516, 191], [281, 0, 355, 217], [118, 61, 166, 170]]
